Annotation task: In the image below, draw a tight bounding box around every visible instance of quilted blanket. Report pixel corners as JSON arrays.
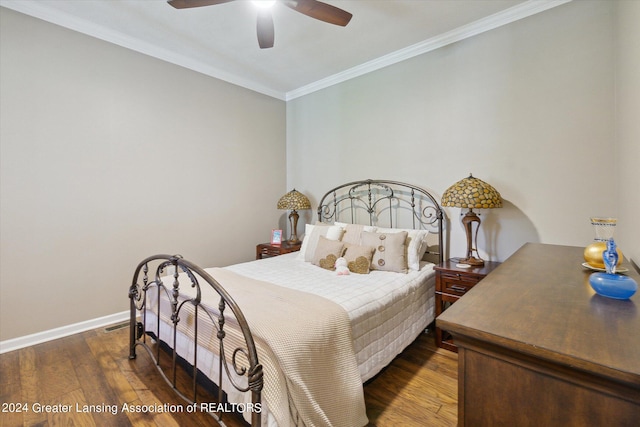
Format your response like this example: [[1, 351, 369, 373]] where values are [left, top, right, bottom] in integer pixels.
[[153, 267, 368, 427]]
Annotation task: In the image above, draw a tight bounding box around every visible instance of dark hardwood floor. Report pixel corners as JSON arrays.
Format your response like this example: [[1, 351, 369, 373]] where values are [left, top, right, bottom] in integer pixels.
[[0, 325, 457, 426]]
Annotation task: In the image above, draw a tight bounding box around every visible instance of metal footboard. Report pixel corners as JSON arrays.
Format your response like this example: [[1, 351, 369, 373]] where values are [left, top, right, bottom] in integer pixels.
[[128, 254, 263, 426]]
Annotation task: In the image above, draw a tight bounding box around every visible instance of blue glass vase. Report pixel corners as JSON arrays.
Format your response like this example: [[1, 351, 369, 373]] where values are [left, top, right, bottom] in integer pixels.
[[589, 239, 637, 300], [589, 272, 637, 300]]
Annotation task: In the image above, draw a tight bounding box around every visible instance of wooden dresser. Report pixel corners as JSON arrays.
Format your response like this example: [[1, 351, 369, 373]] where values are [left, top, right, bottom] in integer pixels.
[[437, 243, 640, 426]]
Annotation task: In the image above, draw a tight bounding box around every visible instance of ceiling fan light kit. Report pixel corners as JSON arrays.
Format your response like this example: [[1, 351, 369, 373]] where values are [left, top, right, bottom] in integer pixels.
[[253, 1, 277, 9], [257, 7, 275, 48], [168, 0, 352, 49]]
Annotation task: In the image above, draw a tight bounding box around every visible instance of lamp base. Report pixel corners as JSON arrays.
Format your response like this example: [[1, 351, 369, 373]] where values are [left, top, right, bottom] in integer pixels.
[[460, 209, 485, 267], [287, 210, 300, 244], [458, 256, 485, 267]]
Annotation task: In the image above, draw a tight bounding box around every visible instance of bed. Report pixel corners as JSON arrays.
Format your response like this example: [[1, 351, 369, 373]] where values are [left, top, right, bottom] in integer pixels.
[[128, 179, 445, 427]]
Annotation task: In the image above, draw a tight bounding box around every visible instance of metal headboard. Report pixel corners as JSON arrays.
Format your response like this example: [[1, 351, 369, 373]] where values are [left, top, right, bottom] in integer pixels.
[[317, 179, 444, 264]]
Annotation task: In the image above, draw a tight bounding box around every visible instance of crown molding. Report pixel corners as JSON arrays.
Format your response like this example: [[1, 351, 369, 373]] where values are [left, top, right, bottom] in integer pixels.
[[2, 0, 571, 102], [0, 0, 286, 100], [285, 0, 572, 101]]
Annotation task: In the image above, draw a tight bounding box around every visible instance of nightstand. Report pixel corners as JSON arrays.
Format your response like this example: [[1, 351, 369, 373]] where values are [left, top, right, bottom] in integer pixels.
[[256, 241, 302, 260], [435, 259, 502, 352]]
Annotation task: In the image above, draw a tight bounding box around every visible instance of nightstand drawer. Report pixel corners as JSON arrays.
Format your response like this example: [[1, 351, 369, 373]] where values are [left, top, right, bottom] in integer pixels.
[[435, 260, 502, 352], [439, 273, 478, 296], [259, 246, 285, 258], [256, 242, 301, 259]]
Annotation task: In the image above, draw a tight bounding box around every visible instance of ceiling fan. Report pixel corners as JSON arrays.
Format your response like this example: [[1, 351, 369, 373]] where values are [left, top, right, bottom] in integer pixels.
[[168, 0, 353, 49]]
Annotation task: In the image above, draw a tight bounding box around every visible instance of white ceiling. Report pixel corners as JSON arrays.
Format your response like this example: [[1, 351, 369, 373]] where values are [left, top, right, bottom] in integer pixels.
[[1, 0, 570, 100]]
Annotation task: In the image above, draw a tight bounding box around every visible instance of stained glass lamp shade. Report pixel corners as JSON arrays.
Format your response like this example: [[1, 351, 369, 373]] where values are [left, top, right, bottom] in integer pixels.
[[277, 189, 311, 243], [441, 174, 502, 266]]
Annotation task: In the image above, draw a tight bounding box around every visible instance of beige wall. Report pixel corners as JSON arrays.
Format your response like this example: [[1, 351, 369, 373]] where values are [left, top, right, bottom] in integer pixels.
[[615, 0, 640, 268], [0, 8, 286, 341], [287, 0, 636, 264], [2, 0, 638, 344]]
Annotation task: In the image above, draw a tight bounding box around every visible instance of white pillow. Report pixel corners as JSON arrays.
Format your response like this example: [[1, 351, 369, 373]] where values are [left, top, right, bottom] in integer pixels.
[[298, 223, 345, 262], [335, 221, 377, 231], [376, 228, 429, 271]]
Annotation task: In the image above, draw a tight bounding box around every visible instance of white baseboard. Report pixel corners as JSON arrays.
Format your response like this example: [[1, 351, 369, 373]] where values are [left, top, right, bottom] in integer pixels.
[[0, 310, 129, 354]]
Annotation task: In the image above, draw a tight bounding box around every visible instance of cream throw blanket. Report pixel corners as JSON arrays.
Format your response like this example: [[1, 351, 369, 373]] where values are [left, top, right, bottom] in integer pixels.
[[156, 267, 368, 427]]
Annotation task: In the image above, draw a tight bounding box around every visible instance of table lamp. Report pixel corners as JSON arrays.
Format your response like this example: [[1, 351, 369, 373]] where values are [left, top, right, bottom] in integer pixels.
[[441, 174, 502, 266], [277, 189, 311, 244]]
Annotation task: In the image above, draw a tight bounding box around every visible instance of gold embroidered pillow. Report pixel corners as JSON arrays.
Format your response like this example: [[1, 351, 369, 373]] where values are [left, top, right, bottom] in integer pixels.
[[312, 236, 345, 271], [361, 231, 408, 273], [319, 254, 339, 271], [342, 243, 375, 274]]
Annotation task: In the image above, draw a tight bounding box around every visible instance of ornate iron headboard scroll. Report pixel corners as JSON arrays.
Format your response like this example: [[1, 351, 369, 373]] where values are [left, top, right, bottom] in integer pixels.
[[128, 254, 263, 427], [318, 179, 444, 264]]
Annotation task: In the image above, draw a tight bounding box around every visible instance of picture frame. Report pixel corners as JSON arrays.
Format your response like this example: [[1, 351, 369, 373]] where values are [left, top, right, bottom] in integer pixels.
[[271, 229, 283, 245]]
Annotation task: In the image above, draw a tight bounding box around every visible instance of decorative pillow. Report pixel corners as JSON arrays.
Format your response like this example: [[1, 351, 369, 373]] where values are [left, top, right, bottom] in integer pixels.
[[298, 223, 345, 262], [377, 228, 429, 271], [312, 236, 345, 270], [335, 222, 378, 246], [361, 231, 408, 273], [342, 243, 376, 274]]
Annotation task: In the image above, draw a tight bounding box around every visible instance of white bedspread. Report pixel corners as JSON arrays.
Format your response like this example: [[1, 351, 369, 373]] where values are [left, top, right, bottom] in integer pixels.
[[144, 253, 436, 426], [225, 253, 436, 382]]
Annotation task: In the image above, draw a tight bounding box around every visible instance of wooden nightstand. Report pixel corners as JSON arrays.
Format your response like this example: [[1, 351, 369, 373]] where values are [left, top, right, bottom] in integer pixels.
[[435, 259, 501, 352], [256, 241, 302, 260]]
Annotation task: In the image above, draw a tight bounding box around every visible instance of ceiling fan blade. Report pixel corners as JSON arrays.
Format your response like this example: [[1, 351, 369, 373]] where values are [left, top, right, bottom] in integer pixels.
[[257, 9, 275, 49], [283, 0, 352, 26], [168, 0, 235, 9]]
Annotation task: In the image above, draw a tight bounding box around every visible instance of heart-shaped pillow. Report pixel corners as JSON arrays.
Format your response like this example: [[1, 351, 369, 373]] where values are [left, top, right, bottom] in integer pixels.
[[348, 256, 371, 274], [319, 254, 338, 271]]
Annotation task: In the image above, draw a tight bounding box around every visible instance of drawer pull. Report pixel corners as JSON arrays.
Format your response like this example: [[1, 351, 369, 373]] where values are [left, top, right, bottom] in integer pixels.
[[449, 285, 468, 293]]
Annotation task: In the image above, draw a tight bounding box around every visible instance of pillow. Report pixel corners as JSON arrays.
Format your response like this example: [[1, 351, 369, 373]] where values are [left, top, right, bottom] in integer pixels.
[[312, 236, 345, 270], [342, 243, 375, 274], [335, 222, 378, 246], [376, 228, 429, 271], [361, 231, 408, 273], [415, 233, 430, 264], [298, 223, 345, 262]]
